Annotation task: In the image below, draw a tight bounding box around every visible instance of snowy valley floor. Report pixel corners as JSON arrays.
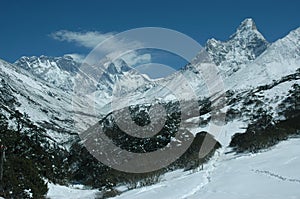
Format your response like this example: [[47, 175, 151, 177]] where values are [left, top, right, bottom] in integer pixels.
[[47, 184, 100, 199], [47, 138, 300, 199]]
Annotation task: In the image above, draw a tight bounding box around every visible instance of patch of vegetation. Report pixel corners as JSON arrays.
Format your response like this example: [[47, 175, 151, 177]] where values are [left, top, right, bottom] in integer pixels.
[[0, 111, 69, 198], [170, 132, 221, 171], [2, 155, 48, 198], [230, 84, 300, 153], [230, 112, 300, 153], [68, 101, 221, 193], [0, 98, 221, 198], [103, 102, 181, 153]]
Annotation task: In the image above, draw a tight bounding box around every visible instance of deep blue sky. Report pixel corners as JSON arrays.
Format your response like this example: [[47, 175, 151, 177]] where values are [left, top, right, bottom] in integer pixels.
[[1, 0, 300, 63]]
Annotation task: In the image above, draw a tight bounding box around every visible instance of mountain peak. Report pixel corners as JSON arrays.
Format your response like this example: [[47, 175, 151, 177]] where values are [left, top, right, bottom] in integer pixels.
[[206, 18, 269, 72], [15, 55, 80, 73], [237, 18, 257, 32], [229, 18, 262, 40]]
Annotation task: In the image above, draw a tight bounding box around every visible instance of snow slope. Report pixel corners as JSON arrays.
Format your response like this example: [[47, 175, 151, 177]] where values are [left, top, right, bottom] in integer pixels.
[[47, 183, 100, 199], [112, 138, 300, 199], [0, 58, 104, 147]]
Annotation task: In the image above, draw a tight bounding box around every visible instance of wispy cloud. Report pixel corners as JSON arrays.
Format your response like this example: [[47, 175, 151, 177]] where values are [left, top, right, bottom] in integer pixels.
[[50, 30, 115, 49], [122, 52, 151, 67], [64, 53, 86, 63], [50, 30, 151, 66]]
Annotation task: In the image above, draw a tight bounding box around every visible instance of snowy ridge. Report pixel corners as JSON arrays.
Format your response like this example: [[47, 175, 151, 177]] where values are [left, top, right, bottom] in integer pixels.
[[13, 19, 299, 115], [15, 55, 79, 91]]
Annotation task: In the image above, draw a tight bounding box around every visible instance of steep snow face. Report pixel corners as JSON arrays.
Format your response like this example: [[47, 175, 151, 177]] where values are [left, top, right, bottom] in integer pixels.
[[88, 58, 148, 94], [15, 55, 80, 73], [206, 18, 269, 75], [0, 58, 94, 146], [180, 21, 299, 98], [15, 55, 152, 113], [224, 27, 300, 90], [15, 55, 79, 91], [2, 55, 154, 144], [257, 27, 300, 70], [15, 55, 146, 93]]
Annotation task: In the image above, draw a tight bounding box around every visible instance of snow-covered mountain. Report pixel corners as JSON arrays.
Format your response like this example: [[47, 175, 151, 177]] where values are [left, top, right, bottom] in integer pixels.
[[15, 55, 79, 91], [12, 19, 299, 114], [206, 18, 269, 74], [0, 18, 299, 198], [0, 57, 77, 146], [14, 54, 140, 93], [14, 54, 154, 114]]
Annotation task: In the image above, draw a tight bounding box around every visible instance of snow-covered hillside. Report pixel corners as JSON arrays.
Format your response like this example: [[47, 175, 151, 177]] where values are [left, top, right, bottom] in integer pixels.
[[111, 138, 300, 199], [0, 58, 77, 146]]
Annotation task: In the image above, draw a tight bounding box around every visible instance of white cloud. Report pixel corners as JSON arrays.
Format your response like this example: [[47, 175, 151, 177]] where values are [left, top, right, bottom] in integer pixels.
[[122, 52, 151, 67], [64, 53, 85, 63], [50, 30, 151, 67], [50, 30, 114, 48], [135, 63, 176, 79]]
